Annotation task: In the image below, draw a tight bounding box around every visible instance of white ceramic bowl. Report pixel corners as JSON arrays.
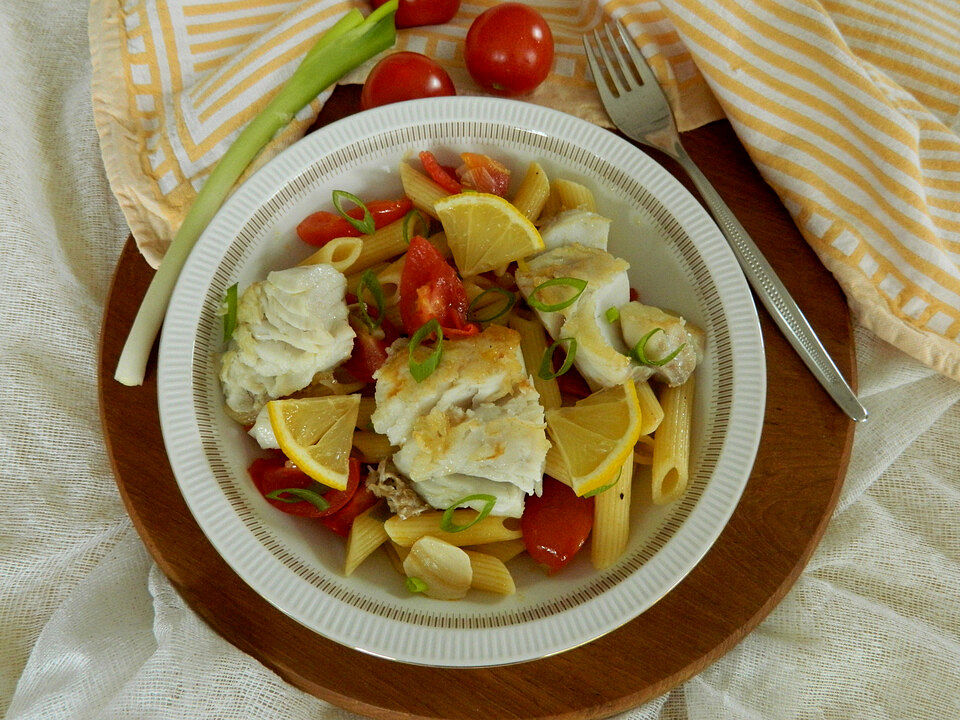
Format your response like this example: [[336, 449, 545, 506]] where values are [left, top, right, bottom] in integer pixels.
[[158, 97, 765, 667]]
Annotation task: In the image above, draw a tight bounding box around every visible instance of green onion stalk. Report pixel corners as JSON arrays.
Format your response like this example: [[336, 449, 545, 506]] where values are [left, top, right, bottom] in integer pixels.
[[114, 1, 399, 386]]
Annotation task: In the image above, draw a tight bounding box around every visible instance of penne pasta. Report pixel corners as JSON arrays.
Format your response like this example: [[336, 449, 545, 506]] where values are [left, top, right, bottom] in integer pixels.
[[374, 256, 404, 307], [345, 261, 388, 296], [536, 181, 562, 224], [467, 538, 526, 563], [344, 505, 388, 575], [298, 235, 363, 271], [511, 161, 550, 221], [651, 375, 695, 505], [348, 212, 428, 274], [383, 540, 408, 576], [543, 444, 571, 486], [465, 550, 516, 595], [636, 380, 665, 435], [384, 511, 522, 547], [356, 396, 377, 430], [400, 162, 449, 218], [591, 457, 634, 570], [553, 178, 596, 212], [509, 316, 562, 411], [352, 430, 397, 463]]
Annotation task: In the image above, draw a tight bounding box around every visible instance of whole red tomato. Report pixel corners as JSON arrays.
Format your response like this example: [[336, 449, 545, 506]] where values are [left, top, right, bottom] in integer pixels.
[[361, 52, 457, 110], [521, 477, 594, 573], [372, 0, 460, 28], [465, 3, 554, 96]]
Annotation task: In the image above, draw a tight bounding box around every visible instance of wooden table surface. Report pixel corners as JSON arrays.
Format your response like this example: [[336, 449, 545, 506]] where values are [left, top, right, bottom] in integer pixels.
[[98, 86, 857, 719]]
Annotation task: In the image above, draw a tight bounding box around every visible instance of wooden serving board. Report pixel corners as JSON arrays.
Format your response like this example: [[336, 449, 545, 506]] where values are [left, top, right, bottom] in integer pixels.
[[98, 87, 856, 719]]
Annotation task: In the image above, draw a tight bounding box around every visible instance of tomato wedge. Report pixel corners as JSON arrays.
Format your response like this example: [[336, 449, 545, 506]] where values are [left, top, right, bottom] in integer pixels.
[[296, 197, 412, 247], [321, 481, 379, 537], [521, 477, 594, 573], [342, 317, 399, 384], [398, 236, 479, 337], [249, 456, 361, 518], [419, 151, 461, 194], [457, 153, 511, 196]]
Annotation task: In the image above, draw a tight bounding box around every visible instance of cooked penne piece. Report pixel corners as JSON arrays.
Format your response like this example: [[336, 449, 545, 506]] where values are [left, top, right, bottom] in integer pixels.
[[298, 235, 363, 271], [373, 256, 404, 307], [385, 511, 522, 547], [511, 162, 550, 221], [383, 540, 408, 576], [344, 505, 388, 575], [536, 181, 562, 224], [356, 396, 377, 430], [651, 375, 694, 505], [465, 550, 516, 595], [345, 261, 388, 296], [553, 178, 597, 212], [348, 213, 428, 273], [543, 443, 571, 485], [509, 316, 562, 411], [636, 381, 665, 435], [352, 430, 397, 463], [468, 538, 526, 563], [400, 162, 448, 218], [591, 457, 634, 570], [426, 231, 450, 258]]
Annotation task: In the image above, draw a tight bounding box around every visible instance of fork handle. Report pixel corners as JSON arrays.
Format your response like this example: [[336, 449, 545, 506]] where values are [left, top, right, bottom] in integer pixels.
[[674, 150, 868, 422]]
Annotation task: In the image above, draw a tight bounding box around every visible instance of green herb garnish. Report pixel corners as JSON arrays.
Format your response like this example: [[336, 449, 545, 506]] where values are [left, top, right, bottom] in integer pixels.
[[408, 319, 444, 382], [538, 337, 578, 380], [631, 328, 686, 367], [265, 488, 330, 512], [356, 269, 385, 330], [405, 576, 427, 593], [526, 277, 588, 313], [467, 287, 516, 323], [440, 494, 497, 532], [402, 209, 426, 245], [605, 306, 619, 323], [332, 190, 375, 235]]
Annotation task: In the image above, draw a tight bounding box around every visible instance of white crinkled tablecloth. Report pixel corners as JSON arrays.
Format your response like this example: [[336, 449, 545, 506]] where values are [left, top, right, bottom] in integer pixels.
[[2, 1, 959, 718]]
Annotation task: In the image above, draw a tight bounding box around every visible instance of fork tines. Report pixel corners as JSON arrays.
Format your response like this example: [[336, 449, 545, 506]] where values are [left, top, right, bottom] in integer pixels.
[[583, 21, 657, 97]]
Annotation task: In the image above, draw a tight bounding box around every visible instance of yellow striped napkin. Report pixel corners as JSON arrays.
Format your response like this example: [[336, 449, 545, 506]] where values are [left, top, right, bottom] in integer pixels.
[[89, 0, 960, 379]]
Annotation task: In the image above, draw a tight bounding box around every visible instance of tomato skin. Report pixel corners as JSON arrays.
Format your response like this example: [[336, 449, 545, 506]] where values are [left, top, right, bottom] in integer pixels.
[[420, 151, 461, 194], [297, 198, 412, 246], [556, 366, 592, 400], [248, 456, 361, 518], [398, 236, 479, 337], [360, 52, 456, 111], [457, 153, 511, 196], [371, 0, 460, 28], [321, 482, 379, 537], [521, 477, 594, 573], [465, 3, 554, 96], [342, 318, 399, 384]]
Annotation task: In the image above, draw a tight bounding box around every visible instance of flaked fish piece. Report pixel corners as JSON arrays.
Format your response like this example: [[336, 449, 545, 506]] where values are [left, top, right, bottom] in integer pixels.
[[619, 301, 703, 387], [538, 209, 611, 252], [219, 264, 354, 424]]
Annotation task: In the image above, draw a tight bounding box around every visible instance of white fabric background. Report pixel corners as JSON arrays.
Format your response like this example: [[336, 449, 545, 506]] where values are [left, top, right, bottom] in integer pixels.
[[2, 1, 959, 718]]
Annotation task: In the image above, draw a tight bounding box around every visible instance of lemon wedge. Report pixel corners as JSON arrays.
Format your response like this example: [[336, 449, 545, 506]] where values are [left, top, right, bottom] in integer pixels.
[[267, 395, 361, 490], [545, 380, 642, 496], [434, 192, 544, 276]]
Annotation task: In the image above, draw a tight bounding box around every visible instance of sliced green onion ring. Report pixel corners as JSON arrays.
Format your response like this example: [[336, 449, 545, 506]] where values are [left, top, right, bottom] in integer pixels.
[[332, 190, 375, 235], [408, 318, 444, 383], [582, 469, 623, 497], [440, 494, 498, 532], [405, 576, 427, 593], [265, 488, 330, 512], [605, 306, 620, 323], [467, 286, 516, 323], [401, 208, 426, 245], [222, 283, 238, 342], [538, 337, 578, 380], [631, 327, 686, 367], [356, 269, 385, 330], [526, 277, 588, 313]]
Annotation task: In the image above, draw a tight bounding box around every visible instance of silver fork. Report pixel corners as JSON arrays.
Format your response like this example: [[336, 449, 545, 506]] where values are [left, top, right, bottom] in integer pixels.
[[583, 22, 868, 423]]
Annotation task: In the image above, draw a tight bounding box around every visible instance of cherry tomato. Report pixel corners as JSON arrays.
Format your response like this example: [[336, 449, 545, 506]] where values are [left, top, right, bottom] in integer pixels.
[[556, 365, 592, 400], [398, 236, 479, 337], [521, 477, 594, 573], [360, 52, 456, 111], [248, 456, 361, 518], [321, 482, 379, 537], [465, 3, 554, 96], [457, 153, 511, 196], [420, 151, 461, 194], [297, 198, 412, 246], [372, 0, 460, 28], [342, 317, 399, 384]]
